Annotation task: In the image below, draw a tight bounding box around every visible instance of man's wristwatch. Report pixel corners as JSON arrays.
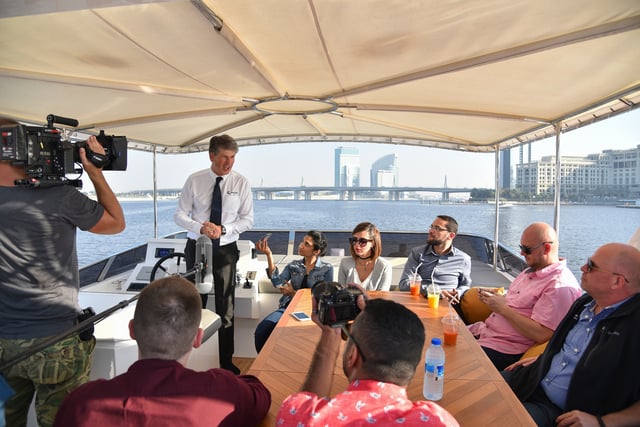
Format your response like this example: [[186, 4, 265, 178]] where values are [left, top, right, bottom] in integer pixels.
[[220, 225, 226, 236]]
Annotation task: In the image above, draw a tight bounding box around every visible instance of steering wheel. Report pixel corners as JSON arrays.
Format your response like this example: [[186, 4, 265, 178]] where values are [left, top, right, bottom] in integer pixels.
[[149, 252, 186, 282]]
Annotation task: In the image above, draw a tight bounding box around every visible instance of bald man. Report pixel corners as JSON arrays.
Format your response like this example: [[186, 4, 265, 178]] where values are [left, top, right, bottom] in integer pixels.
[[504, 243, 640, 427], [468, 222, 582, 370]]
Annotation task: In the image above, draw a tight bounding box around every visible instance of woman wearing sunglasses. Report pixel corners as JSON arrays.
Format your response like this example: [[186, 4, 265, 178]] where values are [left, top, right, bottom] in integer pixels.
[[338, 222, 392, 291]]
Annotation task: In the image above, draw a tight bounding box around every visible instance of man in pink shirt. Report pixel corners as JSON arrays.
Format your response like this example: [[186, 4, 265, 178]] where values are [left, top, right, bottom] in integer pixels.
[[276, 282, 459, 426], [468, 222, 582, 371]]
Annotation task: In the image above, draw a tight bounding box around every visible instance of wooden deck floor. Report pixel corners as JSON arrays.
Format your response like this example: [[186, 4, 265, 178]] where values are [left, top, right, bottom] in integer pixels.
[[233, 357, 255, 375]]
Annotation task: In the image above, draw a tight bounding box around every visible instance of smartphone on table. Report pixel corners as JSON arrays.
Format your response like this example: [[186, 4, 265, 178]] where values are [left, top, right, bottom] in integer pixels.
[[290, 311, 311, 321]]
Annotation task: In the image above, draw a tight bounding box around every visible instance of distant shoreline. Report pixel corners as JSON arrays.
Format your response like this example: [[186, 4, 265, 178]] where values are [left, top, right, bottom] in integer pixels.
[[82, 187, 635, 206], [116, 196, 178, 202], [109, 195, 627, 207]]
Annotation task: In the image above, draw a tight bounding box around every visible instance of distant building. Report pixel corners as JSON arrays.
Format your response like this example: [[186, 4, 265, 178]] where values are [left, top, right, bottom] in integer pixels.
[[370, 154, 398, 187], [500, 149, 511, 189], [515, 145, 640, 196], [334, 147, 360, 187]]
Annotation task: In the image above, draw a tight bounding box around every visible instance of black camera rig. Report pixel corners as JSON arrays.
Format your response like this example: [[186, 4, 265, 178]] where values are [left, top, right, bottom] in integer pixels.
[[312, 281, 363, 327], [0, 114, 127, 188]]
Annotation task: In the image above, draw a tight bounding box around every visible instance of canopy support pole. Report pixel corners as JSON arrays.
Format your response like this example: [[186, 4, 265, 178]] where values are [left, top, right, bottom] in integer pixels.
[[553, 122, 562, 238], [152, 147, 158, 238], [493, 147, 500, 270]]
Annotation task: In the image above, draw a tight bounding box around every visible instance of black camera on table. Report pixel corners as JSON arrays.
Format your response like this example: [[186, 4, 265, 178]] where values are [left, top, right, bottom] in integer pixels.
[[312, 281, 363, 327], [0, 114, 127, 188]]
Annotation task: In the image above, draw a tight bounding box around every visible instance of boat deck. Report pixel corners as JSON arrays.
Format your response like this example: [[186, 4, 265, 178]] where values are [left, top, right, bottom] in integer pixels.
[[80, 229, 525, 292], [77, 229, 525, 362]]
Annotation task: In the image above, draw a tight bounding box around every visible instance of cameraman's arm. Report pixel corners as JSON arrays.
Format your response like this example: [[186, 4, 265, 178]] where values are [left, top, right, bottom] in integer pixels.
[[81, 136, 125, 234], [301, 327, 341, 397], [301, 297, 342, 396]]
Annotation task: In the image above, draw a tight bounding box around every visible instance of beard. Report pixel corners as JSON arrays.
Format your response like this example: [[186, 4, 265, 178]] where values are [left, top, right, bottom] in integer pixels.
[[427, 236, 444, 246]]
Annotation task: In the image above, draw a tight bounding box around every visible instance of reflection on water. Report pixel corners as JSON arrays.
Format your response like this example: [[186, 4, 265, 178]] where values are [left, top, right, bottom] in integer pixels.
[[77, 200, 638, 278]]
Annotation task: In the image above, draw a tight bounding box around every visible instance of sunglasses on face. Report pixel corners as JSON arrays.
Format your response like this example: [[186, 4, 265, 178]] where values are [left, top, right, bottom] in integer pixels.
[[586, 257, 630, 283], [349, 237, 372, 247], [519, 241, 552, 255]]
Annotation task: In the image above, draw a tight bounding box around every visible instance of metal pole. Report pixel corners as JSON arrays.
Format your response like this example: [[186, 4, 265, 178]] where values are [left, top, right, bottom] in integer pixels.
[[493, 148, 500, 270], [0, 294, 139, 372], [0, 265, 200, 372], [553, 122, 562, 237], [153, 147, 158, 238]]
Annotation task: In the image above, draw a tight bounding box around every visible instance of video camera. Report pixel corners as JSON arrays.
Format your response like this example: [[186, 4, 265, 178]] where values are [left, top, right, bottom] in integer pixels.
[[0, 114, 127, 188], [311, 281, 363, 327]]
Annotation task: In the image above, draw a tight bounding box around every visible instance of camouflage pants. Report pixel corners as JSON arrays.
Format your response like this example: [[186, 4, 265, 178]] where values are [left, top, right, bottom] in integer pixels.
[[0, 334, 95, 427]]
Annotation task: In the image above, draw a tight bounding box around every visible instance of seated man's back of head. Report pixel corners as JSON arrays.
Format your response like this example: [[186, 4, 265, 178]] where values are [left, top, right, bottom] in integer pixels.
[[54, 277, 271, 427]]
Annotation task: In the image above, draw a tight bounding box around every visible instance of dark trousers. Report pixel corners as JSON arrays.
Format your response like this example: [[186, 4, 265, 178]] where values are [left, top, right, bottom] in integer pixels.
[[254, 308, 285, 353], [482, 346, 523, 371], [501, 370, 563, 427], [186, 238, 239, 367]]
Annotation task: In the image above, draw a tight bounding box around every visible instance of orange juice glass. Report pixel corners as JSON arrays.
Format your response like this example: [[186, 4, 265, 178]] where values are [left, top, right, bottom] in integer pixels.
[[409, 275, 422, 296], [427, 293, 439, 308], [442, 315, 459, 345], [427, 284, 440, 309], [443, 330, 458, 345]]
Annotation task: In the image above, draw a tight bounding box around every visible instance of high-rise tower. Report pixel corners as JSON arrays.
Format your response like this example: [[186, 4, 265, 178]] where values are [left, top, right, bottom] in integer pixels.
[[334, 147, 360, 187], [370, 154, 398, 187]]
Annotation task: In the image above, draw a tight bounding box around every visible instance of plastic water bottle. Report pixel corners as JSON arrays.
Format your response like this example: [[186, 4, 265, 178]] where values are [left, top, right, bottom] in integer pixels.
[[423, 337, 445, 400]]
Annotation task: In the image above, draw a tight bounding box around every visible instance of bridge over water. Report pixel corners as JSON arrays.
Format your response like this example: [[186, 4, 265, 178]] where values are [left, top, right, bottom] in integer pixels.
[[253, 186, 473, 201]]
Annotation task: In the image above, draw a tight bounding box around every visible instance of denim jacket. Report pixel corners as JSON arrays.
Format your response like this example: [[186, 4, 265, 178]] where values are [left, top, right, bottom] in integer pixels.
[[269, 258, 334, 309]]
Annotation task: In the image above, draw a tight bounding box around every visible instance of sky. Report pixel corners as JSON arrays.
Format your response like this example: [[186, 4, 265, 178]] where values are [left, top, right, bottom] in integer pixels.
[[88, 108, 640, 194]]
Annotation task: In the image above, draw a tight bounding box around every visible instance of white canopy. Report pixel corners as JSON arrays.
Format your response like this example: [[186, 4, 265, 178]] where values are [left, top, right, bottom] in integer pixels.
[[1, 0, 639, 154]]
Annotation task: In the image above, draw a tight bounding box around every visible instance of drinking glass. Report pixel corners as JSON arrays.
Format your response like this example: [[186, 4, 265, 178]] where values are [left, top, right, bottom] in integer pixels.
[[442, 314, 459, 345], [409, 274, 422, 296], [427, 283, 441, 309]]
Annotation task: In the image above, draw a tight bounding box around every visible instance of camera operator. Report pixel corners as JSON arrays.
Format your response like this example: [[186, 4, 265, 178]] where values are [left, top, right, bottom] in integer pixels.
[[276, 282, 459, 426], [0, 118, 125, 427]]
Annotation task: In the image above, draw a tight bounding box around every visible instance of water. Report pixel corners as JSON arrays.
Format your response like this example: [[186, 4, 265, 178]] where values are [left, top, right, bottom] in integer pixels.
[[423, 338, 445, 401], [77, 200, 639, 278]]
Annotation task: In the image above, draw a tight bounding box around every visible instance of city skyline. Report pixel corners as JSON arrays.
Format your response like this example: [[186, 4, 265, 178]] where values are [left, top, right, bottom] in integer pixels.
[[85, 109, 639, 194], [334, 148, 400, 189], [516, 145, 639, 197]]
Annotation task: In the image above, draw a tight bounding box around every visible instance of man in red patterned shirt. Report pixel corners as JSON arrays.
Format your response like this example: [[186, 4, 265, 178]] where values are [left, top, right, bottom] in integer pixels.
[[276, 284, 459, 426]]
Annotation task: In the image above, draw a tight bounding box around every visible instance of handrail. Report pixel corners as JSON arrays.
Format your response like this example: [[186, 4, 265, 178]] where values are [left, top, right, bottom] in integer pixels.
[[1, 264, 201, 373], [0, 295, 139, 372]]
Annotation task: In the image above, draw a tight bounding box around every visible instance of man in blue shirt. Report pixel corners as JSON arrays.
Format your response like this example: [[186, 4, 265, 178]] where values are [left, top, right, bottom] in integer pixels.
[[398, 215, 472, 303], [504, 243, 640, 427]]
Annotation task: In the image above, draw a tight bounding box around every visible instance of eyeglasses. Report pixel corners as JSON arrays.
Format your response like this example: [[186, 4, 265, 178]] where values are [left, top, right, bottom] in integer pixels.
[[428, 225, 449, 233], [341, 323, 367, 362], [586, 257, 630, 283], [519, 241, 552, 255], [349, 237, 372, 246]]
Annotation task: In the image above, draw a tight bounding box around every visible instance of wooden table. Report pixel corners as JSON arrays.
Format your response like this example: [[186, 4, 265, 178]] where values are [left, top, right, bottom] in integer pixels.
[[249, 289, 536, 426]]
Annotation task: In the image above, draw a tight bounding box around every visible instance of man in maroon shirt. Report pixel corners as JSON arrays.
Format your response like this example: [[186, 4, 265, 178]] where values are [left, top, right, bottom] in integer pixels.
[[54, 277, 270, 427]]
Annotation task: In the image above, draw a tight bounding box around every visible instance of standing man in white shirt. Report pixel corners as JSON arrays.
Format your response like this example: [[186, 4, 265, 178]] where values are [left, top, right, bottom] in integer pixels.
[[174, 134, 254, 374]]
